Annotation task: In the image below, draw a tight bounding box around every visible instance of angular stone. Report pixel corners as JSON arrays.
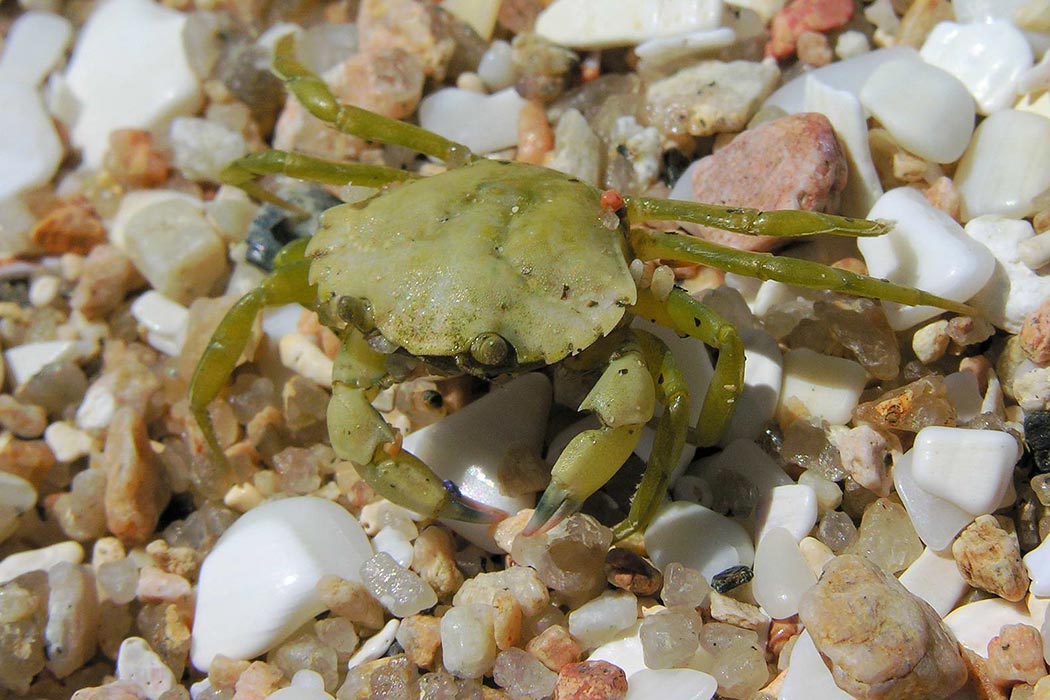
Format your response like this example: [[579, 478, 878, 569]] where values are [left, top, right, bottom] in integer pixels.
[[103, 408, 170, 546], [951, 515, 1029, 602]]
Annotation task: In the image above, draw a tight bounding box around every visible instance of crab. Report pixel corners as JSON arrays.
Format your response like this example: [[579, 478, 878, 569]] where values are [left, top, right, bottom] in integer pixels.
[[191, 34, 975, 539]]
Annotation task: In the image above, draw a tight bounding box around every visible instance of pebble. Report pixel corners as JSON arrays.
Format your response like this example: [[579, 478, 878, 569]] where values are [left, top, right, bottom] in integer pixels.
[[634, 28, 738, 70], [0, 82, 64, 201], [779, 630, 855, 700], [512, 514, 612, 607], [279, 334, 333, 388], [1023, 531, 1050, 597], [644, 502, 755, 581], [944, 597, 1036, 658], [116, 637, 176, 700], [535, 0, 724, 49], [552, 660, 628, 700], [858, 58, 975, 163], [966, 216, 1050, 334], [693, 439, 793, 503], [0, 11, 73, 85], [401, 372, 551, 551], [954, 109, 1050, 221], [345, 618, 399, 670], [952, 515, 1030, 602], [62, 0, 203, 167], [357, 0, 455, 80], [920, 20, 1034, 116], [626, 668, 716, 700], [986, 623, 1047, 686], [130, 291, 189, 357], [672, 112, 846, 253], [418, 87, 527, 154], [0, 540, 83, 584], [103, 408, 169, 545], [645, 60, 780, 139], [169, 117, 247, 184], [441, 604, 497, 679], [360, 551, 437, 618], [754, 484, 818, 544], [892, 449, 974, 553], [766, 0, 854, 59], [910, 426, 1019, 517], [45, 561, 100, 678], [190, 497, 373, 672], [494, 647, 558, 700], [567, 589, 639, 651], [776, 348, 867, 425], [898, 547, 970, 618], [858, 186, 996, 330], [267, 670, 336, 700], [752, 527, 817, 619], [799, 554, 968, 699]]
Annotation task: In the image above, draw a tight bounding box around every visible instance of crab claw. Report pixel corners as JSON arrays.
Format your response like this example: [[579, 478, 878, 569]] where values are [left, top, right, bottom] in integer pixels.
[[438, 481, 508, 524], [521, 483, 581, 537]]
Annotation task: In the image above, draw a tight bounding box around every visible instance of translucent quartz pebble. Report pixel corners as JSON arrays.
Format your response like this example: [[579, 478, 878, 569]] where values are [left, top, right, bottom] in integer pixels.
[[779, 630, 855, 700], [944, 598, 1036, 658], [535, 0, 724, 50], [692, 439, 793, 503], [754, 484, 818, 544], [62, 0, 203, 167], [0, 541, 83, 584], [910, 426, 1019, 516], [96, 558, 139, 605], [190, 497, 373, 672], [859, 187, 995, 330], [0, 472, 36, 515], [892, 451, 974, 551], [441, 604, 496, 679], [360, 552, 437, 618], [966, 217, 1050, 333], [858, 59, 975, 163], [661, 563, 712, 609], [701, 624, 767, 697], [267, 670, 335, 700], [512, 514, 612, 606], [0, 82, 63, 201], [493, 648, 558, 700], [845, 499, 923, 575], [816, 510, 857, 554], [752, 527, 817, 620], [944, 371, 983, 423], [568, 589, 639, 650], [639, 608, 701, 669], [0, 11, 73, 85], [418, 87, 527, 154], [920, 20, 1033, 115], [626, 668, 717, 700], [899, 548, 969, 618], [116, 637, 176, 700], [645, 502, 755, 581], [777, 348, 868, 424], [954, 110, 1050, 221], [402, 372, 551, 552]]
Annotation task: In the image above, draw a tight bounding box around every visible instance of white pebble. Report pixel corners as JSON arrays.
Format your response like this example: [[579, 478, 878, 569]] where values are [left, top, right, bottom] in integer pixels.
[[190, 497, 373, 672], [205, 186, 258, 244], [892, 450, 974, 551], [859, 187, 995, 330], [441, 604, 496, 679], [441, 0, 501, 40], [0, 540, 84, 584], [944, 598, 1036, 658], [645, 502, 755, 580], [777, 348, 868, 424], [858, 58, 975, 163], [910, 426, 1019, 516], [780, 630, 856, 700], [63, 0, 203, 167], [965, 216, 1050, 333], [954, 109, 1050, 221], [116, 637, 176, 700], [627, 668, 717, 700], [28, 274, 61, 308], [798, 537, 835, 579], [418, 88, 527, 155], [75, 381, 118, 432], [1019, 231, 1050, 271], [0, 472, 37, 516], [3, 339, 78, 387], [898, 547, 969, 618], [722, 328, 782, 444], [371, 526, 414, 569], [43, 421, 95, 463], [693, 438, 794, 500], [635, 27, 737, 68], [0, 82, 63, 200], [266, 670, 335, 700], [401, 372, 551, 551], [754, 484, 818, 544], [0, 11, 73, 85], [568, 589, 639, 650], [279, 334, 333, 388], [535, 0, 724, 49], [1024, 535, 1050, 597], [130, 291, 189, 356], [920, 20, 1034, 115], [587, 622, 648, 678], [477, 40, 515, 92], [346, 618, 399, 670], [753, 527, 816, 620], [170, 117, 248, 183]]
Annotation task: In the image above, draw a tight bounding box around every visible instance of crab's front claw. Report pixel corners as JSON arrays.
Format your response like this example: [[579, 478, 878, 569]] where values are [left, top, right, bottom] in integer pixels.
[[523, 481, 581, 536]]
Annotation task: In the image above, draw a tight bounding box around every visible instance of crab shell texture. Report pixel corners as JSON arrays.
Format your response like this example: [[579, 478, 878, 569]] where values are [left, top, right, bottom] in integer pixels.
[[307, 159, 639, 366]]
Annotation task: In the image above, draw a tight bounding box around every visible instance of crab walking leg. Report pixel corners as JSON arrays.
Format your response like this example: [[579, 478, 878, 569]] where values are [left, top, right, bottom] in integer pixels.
[[634, 286, 745, 448], [220, 149, 419, 209], [271, 34, 474, 165], [626, 196, 890, 238], [190, 257, 316, 457], [523, 341, 657, 536], [630, 229, 978, 315], [327, 330, 505, 524], [612, 330, 690, 540]]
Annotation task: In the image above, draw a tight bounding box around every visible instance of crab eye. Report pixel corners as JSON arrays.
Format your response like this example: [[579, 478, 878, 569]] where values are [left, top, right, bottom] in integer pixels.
[[470, 333, 509, 366], [337, 296, 374, 332]]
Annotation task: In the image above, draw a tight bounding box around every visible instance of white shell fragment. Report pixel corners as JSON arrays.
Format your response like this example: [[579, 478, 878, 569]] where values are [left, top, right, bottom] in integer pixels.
[[858, 59, 975, 163], [0, 82, 64, 201], [418, 88, 527, 154], [954, 109, 1050, 221], [776, 348, 868, 425], [402, 372, 551, 551], [910, 426, 1019, 516], [0, 541, 84, 584], [920, 20, 1034, 116], [892, 451, 974, 551], [63, 0, 204, 167], [626, 668, 718, 700], [347, 618, 400, 670], [536, 0, 725, 49], [944, 598, 1036, 658], [780, 630, 856, 700], [1025, 535, 1050, 597], [130, 291, 189, 356], [645, 501, 755, 580], [3, 340, 79, 388], [859, 187, 996, 330], [190, 497, 373, 672], [965, 216, 1050, 333], [0, 11, 74, 86], [587, 622, 648, 678], [752, 527, 817, 619], [898, 547, 970, 618], [267, 670, 336, 700]]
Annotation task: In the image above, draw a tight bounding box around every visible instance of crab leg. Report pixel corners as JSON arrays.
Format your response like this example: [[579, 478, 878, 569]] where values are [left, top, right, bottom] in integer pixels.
[[328, 330, 504, 524], [271, 33, 474, 166], [629, 228, 977, 315], [612, 329, 690, 540], [220, 150, 419, 210], [626, 196, 890, 237], [523, 339, 657, 536]]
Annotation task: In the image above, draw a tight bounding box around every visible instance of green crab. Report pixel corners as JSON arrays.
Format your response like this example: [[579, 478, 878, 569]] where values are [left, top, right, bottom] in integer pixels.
[[191, 34, 974, 539]]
